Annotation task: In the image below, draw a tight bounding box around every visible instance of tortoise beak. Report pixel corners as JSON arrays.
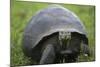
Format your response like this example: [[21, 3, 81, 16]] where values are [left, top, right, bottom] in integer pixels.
[[60, 50, 72, 55]]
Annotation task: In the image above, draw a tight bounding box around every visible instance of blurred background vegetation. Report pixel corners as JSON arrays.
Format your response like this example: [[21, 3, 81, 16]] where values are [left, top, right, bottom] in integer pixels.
[[11, 0, 95, 66]]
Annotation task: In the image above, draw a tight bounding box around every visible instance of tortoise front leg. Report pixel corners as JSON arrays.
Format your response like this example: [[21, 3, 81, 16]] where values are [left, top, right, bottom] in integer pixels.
[[39, 44, 56, 64], [81, 43, 90, 56]]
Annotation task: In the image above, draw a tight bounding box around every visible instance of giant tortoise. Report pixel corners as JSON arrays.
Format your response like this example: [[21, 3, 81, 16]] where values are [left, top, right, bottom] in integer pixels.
[[22, 5, 90, 64]]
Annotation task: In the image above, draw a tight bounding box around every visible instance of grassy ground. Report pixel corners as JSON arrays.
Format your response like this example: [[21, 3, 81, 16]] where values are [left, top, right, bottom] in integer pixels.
[[11, 0, 95, 66]]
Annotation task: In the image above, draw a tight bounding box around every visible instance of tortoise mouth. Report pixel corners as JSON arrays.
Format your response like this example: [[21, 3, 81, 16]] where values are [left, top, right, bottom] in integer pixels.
[[60, 50, 73, 55]]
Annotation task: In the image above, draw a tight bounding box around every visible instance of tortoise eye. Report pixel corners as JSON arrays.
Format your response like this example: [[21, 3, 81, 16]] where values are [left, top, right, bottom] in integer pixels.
[[65, 32, 71, 39]]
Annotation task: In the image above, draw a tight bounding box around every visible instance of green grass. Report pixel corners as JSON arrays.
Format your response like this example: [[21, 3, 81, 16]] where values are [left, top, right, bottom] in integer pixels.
[[11, 0, 95, 66]]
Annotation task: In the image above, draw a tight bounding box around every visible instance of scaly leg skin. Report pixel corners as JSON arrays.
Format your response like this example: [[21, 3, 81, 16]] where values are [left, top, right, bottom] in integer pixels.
[[81, 44, 90, 56], [39, 44, 55, 64]]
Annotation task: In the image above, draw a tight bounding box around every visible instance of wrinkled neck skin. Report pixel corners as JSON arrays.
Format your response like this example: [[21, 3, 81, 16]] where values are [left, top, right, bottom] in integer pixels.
[[59, 31, 71, 50]]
